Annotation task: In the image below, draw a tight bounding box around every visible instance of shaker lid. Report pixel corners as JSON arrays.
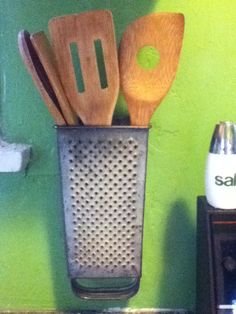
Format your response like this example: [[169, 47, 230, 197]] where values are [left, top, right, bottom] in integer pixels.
[[210, 121, 236, 154]]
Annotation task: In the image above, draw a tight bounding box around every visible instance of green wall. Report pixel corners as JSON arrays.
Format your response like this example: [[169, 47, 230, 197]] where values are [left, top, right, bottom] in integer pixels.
[[1, 0, 236, 311]]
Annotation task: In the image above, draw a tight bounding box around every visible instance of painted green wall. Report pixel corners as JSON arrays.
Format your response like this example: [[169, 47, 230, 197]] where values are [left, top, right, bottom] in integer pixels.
[[1, 0, 236, 311]]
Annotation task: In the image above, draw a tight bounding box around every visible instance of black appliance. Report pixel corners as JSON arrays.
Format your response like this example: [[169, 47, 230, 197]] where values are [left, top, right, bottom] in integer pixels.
[[197, 196, 236, 313]]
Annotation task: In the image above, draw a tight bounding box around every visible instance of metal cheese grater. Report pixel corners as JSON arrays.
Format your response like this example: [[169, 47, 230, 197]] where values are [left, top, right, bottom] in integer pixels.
[[57, 126, 149, 299]]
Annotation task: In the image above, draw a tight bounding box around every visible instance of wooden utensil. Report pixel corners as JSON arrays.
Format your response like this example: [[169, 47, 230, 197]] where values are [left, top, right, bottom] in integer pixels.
[[48, 10, 119, 125], [30, 31, 78, 125], [18, 30, 66, 125], [119, 13, 185, 126]]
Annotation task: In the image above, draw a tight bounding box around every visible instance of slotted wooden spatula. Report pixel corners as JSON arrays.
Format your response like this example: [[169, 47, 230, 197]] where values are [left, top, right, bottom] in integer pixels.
[[18, 30, 66, 125], [30, 31, 78, 125], [119, 13, 185, 126], [49, 10, 119, 125]]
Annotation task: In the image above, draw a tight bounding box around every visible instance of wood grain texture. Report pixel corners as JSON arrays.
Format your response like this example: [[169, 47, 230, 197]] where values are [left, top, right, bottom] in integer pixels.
[[49, 10, 119, 125], [18, 30, 66, 126], [119, 13, 185, 126], [30, 32, 78, 125]]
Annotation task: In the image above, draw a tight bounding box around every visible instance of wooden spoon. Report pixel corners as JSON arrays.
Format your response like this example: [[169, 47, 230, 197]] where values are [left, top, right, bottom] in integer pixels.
[[30, 31, 78, 125], [48, 10, 119, 125], [119, 13, 185, 126], [18, 30, 66, 125]]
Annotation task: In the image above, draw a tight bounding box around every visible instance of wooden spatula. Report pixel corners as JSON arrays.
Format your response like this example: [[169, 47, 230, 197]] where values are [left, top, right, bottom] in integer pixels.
[[48, 10, 119, 125], [119, 13, 185, 126], [18, 30, 66, 126], [30, 31, 78, 125]]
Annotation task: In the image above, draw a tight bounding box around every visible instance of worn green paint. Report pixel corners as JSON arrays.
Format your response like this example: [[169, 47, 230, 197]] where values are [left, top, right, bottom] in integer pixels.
[[1, 0, 236, 311]]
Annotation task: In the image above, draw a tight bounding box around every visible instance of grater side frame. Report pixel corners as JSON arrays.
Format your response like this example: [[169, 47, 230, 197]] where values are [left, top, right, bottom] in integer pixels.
[[57, 126, 149, 293]]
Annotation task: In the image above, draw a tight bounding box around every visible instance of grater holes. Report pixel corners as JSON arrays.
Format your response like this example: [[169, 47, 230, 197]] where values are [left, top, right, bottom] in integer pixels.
[[67, 135, 140, 272]]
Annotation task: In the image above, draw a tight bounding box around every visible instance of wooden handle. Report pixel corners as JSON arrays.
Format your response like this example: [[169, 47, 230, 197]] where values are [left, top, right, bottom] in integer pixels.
[[119, 13, 185, 126], [49, 10, 119, 125], [30, 32, 78, 125], [18, 30, 66, 126]]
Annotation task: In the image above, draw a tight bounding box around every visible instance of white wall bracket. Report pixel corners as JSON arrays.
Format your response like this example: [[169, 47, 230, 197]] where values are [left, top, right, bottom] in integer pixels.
[[0, 137, 31, 172]]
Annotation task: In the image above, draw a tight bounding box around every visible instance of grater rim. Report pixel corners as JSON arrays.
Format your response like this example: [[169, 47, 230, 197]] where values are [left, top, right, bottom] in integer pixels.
[[55, 125, 151, 130]]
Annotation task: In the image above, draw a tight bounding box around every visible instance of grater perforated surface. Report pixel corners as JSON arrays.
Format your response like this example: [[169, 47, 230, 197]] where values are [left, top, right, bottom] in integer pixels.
[[57, 127, 149, 279]]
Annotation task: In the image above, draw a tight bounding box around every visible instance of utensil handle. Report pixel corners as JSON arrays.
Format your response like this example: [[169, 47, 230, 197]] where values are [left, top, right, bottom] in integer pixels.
[[71, 278, 140, 299]]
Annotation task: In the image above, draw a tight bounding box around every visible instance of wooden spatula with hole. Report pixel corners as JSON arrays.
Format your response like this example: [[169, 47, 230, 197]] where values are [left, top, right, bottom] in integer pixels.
[[119, 13, 185, 126], [48, 10, 119, 126], [30, 31, 78, 125], [18, 30, 66, 125]]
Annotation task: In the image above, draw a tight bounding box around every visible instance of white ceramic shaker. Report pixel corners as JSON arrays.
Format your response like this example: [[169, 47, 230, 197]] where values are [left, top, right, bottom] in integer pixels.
[[205, 121, 236, 209]]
